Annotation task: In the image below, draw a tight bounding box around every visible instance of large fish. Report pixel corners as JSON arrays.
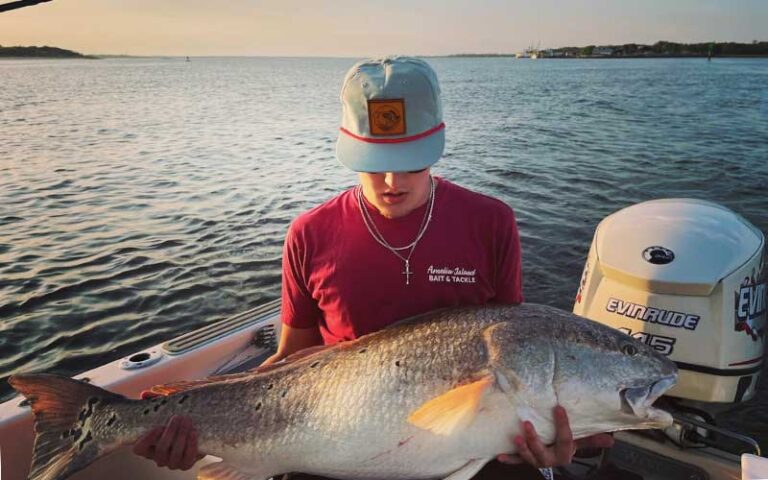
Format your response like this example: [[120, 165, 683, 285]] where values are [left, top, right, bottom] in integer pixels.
[[11, 303, 677, 480]]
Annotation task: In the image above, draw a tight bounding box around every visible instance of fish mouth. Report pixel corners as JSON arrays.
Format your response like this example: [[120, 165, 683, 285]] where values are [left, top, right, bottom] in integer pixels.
[[619, 376, 676, 427]]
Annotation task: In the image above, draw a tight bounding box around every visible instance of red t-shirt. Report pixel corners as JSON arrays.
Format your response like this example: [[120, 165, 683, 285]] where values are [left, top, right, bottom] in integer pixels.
[[280, 178, 524, 344]]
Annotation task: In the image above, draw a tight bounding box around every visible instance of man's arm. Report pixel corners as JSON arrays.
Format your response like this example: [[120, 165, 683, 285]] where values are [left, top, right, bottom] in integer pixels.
[[261, 323, 323, 366]]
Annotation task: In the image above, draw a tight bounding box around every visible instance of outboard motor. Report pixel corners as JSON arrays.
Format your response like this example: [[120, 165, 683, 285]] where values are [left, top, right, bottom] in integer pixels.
[[569, 198, 768, 472], [574, 199, 765, 404]]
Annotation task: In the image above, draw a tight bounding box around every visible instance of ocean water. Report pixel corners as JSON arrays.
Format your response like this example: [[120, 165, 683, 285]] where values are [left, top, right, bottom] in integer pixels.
[[1, 56, 767, 445]]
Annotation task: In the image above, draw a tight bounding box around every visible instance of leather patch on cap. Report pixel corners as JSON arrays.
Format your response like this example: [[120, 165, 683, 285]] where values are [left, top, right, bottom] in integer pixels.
[[368, 99, 406, 136]]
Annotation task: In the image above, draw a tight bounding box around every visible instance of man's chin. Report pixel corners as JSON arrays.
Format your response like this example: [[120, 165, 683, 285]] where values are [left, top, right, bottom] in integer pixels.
[[379, 208, 400, 219], [381, 203, 416, 219]]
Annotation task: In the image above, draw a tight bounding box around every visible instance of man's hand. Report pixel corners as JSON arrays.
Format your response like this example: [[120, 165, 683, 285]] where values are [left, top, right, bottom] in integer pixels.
[[133, 415, 204, 471], [496, 406, 615, 468]]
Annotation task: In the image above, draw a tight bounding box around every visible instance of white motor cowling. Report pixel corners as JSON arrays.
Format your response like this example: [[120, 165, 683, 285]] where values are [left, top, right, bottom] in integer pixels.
[[574, 199, 766, 403]]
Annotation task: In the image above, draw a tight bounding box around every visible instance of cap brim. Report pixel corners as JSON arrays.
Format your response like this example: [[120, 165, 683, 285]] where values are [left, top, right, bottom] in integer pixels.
[[336, 129, 445, 173]]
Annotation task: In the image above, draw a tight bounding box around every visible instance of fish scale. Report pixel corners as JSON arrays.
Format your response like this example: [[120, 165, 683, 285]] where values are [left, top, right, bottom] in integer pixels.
[[10, 303, 677, 480]]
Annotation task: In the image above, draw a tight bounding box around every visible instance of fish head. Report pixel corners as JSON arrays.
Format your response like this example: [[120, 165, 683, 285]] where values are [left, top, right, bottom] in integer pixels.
[[547, 314, 678, 433]]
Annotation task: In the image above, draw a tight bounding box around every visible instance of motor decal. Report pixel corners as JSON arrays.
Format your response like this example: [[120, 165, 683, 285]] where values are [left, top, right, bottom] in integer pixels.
[[606, 297, 700, 330], [642, 246, 675, 265], [734, 254, 766, 342], [575, 261, 589, 304], [618, 327, 676, 356]]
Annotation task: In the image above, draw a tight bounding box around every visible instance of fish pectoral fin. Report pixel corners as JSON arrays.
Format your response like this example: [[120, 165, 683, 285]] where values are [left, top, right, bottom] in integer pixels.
[[408, 376, 494, 436], [197, 461, 259, 480], [443, 458, 493, 480]]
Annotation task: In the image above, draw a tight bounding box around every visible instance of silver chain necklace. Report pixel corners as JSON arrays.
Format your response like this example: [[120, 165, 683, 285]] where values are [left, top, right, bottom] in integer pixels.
[[357, 176, 436, 285]]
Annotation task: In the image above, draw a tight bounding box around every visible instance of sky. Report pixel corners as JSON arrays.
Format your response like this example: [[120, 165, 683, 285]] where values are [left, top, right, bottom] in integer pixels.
[[1, 0, 766, 57]]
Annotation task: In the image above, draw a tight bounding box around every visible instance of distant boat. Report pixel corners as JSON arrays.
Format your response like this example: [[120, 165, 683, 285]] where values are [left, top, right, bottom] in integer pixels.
[[516, 50, 539, 59], [516, 43, 541, 59], [530, 41, 542, 59]]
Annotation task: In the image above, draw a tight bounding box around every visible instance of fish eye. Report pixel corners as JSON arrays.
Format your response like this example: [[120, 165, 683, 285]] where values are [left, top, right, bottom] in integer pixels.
[[621, 343, 639, 356]]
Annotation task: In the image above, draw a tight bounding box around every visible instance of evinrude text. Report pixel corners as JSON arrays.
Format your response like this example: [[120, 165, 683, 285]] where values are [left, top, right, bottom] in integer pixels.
[[606, 297, 700, 330]]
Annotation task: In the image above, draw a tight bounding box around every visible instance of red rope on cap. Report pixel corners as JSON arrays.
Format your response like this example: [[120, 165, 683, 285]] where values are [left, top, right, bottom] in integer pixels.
[[340, 122, 445, 144]]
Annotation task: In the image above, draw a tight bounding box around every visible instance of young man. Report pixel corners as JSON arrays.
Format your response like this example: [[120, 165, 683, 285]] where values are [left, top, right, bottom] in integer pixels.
[[275, 56, 523, 351], [134, 56, 613, 476]]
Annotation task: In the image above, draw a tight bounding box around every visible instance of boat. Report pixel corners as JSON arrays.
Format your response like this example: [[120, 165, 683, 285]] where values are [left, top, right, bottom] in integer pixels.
[[515, 51, 537, 59], [1, 199, 767, 479], [0, 300, 282, 480], [529, 42, 541, 59], [515, 43, 540, 59]]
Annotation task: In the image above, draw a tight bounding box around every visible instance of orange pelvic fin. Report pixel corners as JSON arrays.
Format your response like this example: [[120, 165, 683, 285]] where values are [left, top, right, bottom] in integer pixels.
[[407, 375, 493, 436]]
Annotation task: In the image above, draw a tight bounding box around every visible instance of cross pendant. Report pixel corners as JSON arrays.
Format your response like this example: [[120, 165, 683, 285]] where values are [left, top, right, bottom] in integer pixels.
[[402, 259, 413, 285]]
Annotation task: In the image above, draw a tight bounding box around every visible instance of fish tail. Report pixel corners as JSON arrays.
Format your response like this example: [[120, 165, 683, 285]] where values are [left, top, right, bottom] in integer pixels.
[[9, 373, 126, 480]]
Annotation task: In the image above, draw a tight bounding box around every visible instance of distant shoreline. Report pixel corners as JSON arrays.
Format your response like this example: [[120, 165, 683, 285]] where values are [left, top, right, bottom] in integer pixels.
[[2, 41, 766, 60], [446, 54, 768, 59], [449, 41, 768, 59], [0, 46, 96, 59]]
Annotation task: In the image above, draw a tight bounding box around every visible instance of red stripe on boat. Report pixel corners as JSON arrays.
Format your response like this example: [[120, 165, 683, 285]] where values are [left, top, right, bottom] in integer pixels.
[[729, 356, 764, 366]]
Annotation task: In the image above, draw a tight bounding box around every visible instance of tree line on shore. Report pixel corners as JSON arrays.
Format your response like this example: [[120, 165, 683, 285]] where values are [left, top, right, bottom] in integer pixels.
[[551, 41, 768, 57], [0, 45, 91, 58]]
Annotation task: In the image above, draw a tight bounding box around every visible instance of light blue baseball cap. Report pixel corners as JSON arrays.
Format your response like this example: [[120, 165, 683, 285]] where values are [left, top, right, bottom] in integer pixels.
[[336, 56, 445, 173]]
